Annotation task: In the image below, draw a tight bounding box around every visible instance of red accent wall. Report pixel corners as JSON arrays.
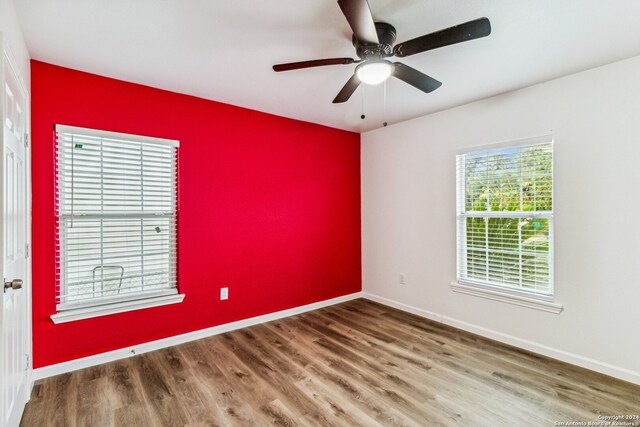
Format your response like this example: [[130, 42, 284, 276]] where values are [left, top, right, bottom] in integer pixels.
[[31, 60, 361, 368]]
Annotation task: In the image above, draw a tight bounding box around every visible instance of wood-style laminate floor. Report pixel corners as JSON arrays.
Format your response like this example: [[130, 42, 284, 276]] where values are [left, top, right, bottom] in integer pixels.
[[22, 299, 640, 426]]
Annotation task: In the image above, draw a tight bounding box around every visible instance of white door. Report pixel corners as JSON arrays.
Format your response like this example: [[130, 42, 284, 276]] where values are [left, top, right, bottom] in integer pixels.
[[1, 44, 30, 427]]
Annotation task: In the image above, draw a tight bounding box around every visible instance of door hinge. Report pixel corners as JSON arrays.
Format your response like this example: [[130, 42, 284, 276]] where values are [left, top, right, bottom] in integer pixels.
[[25, 354, 30, 370], [25, 243, 29, 259], [24, 133, 29, 148]]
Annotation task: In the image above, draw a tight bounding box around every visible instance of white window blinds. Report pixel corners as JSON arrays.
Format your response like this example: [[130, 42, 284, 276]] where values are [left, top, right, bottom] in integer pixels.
[[456, 138, 553, 295], [55, 125, 179, 311]]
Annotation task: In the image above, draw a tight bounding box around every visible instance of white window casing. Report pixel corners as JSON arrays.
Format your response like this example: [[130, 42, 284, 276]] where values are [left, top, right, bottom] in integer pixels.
[[53, 125, 183, 322], [454, 135, 562, 313]]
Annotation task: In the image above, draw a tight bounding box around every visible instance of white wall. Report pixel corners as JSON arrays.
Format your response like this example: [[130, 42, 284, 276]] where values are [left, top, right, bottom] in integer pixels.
[[0, 0, 29, 82], [362, 55, 640, 384]]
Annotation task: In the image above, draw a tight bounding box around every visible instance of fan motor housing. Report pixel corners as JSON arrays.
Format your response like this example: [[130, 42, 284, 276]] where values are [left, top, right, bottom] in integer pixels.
[[353, 22, 397, 59]]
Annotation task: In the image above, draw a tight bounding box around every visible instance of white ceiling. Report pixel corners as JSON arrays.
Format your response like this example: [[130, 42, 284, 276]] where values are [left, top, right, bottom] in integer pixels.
[[15, 0, 640, 132]]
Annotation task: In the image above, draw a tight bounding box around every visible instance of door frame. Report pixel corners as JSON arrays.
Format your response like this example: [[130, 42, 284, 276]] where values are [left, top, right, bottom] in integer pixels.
[[0, 35, 32, 427]]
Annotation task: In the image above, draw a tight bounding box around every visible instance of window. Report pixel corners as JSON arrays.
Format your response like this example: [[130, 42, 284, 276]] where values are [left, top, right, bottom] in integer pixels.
[[455, 136, 559, 311], [53, 125, 182, 323]]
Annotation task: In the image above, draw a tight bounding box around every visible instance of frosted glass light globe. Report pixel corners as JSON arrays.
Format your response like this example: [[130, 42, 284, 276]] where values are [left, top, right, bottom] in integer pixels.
[[356, 60, 393, 85]]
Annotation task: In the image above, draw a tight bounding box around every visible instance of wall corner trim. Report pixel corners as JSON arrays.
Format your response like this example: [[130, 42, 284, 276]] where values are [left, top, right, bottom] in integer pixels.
[[362, 292, 640, 386], [33, 291, 363, 380]]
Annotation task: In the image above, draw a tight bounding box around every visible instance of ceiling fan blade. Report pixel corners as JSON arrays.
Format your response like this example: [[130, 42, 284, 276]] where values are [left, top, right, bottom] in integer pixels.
[[394, 17, 491, 58], [333, 74, 361, 103], [393, 62, 442, 93], [273, 58, 357, 72], [337, 0, 379, 45]]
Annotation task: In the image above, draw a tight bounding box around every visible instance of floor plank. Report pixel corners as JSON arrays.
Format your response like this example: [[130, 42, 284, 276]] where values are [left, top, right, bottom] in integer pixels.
[[21, 299, 640, 426]]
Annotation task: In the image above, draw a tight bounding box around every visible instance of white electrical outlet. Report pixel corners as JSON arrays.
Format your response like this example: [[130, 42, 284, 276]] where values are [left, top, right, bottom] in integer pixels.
[[399, 274, 406, 285], [220, 287, 229, 300]]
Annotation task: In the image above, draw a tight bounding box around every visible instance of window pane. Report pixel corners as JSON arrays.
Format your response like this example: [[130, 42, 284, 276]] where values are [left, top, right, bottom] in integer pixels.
[[56, 127, 178, 310], [521, 144, 553, 211], [463, 216, 550, 292], [465, 155, 488, 211], [58, 135, 175, 215], [457, 140, 553, 295], [462, 143, 552, 214]]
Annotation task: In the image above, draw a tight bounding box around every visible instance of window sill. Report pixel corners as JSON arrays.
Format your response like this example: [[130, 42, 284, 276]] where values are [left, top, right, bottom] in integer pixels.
[[51, 293, 185, 324], [451, 281, 563, 314]]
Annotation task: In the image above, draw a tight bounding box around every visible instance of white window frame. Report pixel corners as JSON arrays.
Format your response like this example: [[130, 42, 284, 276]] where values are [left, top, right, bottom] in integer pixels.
[[452, 135, 562, 314], [51, 125, 184, 324]]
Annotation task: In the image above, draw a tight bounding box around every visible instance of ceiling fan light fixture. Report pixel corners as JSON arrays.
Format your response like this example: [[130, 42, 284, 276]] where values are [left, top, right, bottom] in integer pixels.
[[356, 60, 394, 85]]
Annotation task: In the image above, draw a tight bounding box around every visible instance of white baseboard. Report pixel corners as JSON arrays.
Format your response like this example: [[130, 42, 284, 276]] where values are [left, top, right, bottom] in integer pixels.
[[33, 292, 363, 381], [362, 292, 640, 386]]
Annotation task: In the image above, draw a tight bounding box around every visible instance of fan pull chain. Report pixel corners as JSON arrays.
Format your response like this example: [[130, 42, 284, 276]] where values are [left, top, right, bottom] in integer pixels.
[[383, 80, 388, 127], [361, 84, 366, 120]]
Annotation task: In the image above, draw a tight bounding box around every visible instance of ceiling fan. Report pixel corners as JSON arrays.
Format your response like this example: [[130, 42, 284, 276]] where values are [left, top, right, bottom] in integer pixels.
[[273, 0, 491, 103]]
